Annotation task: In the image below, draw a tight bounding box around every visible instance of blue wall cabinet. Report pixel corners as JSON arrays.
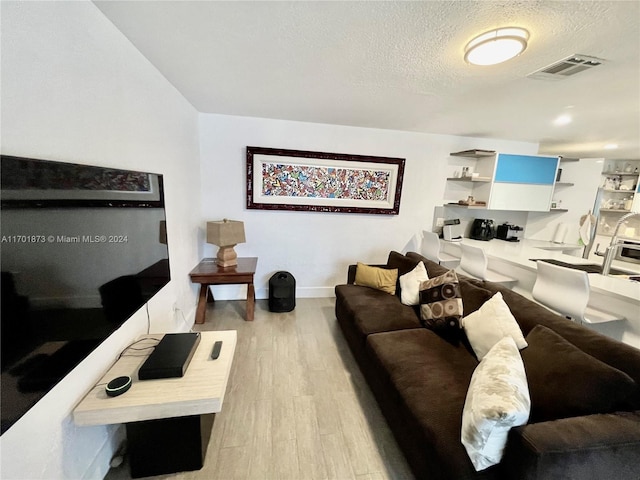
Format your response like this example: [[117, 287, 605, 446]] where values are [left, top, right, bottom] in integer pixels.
[[446, 151, 561, 212], [488, 153, 560, 211]]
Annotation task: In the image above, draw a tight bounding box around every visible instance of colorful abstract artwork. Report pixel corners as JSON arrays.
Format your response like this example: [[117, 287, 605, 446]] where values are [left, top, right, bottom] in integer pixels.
[[247, 147, 405, 215], [261, 163, 391, 201]]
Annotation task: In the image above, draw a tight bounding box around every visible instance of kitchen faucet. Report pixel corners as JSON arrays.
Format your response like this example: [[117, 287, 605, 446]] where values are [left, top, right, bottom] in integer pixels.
[[601, 212, 640, 275]]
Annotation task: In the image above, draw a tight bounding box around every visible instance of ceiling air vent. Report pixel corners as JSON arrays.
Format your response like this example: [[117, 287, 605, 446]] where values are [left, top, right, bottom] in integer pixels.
[[528, 54, 605, 80]]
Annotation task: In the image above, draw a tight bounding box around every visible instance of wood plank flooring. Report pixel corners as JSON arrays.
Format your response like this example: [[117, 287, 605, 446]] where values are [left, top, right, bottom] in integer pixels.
[[105, 298, 414, 480]]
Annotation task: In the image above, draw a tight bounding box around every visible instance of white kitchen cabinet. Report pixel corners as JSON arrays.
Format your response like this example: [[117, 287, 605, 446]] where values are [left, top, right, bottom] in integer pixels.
[[445, 150, 561, 212]]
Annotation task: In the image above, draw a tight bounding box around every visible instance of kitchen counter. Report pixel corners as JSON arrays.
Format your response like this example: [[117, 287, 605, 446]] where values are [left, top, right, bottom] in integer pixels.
[[440, 238, 640, 347]]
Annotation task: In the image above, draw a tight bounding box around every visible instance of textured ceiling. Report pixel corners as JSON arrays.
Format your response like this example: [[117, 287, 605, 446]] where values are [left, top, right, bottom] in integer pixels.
[[94, 1, 640, 159]]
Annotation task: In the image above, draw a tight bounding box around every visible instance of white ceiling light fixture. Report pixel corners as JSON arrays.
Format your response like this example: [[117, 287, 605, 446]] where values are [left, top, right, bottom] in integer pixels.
[[604, 143, 619, 150], [464, 27, 529, 66], [554, 114, 572, 126]]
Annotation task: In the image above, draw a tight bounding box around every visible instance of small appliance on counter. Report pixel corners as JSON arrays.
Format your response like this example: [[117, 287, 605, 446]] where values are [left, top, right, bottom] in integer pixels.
[[615, 239, 640, 265], [470, 218, 495, 241], [496, 223, 524, 242], [442, 219, 463, 242]]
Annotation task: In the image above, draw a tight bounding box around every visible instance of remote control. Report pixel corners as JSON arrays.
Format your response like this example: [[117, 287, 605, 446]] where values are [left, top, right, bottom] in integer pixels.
[[211, 341, 222, 360]]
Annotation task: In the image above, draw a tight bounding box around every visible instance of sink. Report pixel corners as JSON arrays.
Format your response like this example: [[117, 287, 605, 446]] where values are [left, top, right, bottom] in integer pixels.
[[530, 258, 629, 276]]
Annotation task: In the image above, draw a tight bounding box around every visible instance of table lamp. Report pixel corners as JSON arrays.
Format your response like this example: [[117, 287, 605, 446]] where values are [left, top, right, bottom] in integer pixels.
[[207, 219, 246, 267]]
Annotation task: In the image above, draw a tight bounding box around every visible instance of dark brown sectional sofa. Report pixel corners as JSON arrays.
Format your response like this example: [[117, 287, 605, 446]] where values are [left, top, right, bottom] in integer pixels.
[[335, 251, 640, 480]]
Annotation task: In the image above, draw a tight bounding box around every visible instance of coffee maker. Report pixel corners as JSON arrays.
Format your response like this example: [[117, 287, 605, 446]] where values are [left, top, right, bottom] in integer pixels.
[[470, 219, 494, 241], [442, 219, 463, 241]]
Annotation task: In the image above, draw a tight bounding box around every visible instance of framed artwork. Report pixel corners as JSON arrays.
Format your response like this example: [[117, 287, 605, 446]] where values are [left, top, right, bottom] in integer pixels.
[[0, 155, 164, 208], [246, 146, 405, 215]]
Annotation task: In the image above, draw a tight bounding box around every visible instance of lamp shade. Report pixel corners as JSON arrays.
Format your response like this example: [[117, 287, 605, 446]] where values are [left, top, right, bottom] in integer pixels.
[[207, 219, 246, 247]]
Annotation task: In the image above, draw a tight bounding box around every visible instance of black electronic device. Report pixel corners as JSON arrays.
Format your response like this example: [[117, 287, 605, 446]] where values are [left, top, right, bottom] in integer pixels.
[[138, 333, 201, 380], [496, 223, 523, 242], [0, 155, 170, 435], [211, 341, 222, 360], [268, 271, 296, 312], [106, 376, 132, 397], [470, 218, 495, 241]]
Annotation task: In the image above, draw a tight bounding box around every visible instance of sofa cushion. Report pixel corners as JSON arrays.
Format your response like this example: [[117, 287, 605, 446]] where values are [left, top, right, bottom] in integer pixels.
[[335, 284, 421, 337], [459, 280, 493, 317], [418, 270, 463, 333], [365, 328, 483, 478], [354, 262, 397, 295], [521, 325, 640, 423], [387, 250, 423, 299], [461, 336, 531, 472], [461, 292, 528, 360], [399, 261, 429, 306], [387, 250, 421, 276]]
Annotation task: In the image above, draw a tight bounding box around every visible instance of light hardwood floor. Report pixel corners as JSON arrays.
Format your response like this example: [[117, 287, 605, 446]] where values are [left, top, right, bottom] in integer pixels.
[[106, 298, 414, 480]]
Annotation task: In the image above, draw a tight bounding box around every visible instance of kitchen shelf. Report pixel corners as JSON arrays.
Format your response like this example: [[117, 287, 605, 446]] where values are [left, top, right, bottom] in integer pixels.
[[600, 208, 632, 213], [450, 149, 496, 158], [444, 203, 488, 209], [446, 177, 491, 182], [602, 172, 639, 176], [600, 188, 635, 193], [555, 182, 574, 187], [549, 208, 569, 212]]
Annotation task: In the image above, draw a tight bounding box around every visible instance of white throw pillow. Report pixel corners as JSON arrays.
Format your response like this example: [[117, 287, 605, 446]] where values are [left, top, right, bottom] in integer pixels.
[[461, 336, 531, 471], [461, 292, 527, 360], [399, 261, 429, 306]]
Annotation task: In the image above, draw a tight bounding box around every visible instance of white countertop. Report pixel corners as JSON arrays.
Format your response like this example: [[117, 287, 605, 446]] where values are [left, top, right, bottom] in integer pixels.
[[441, 238, 640, 304]]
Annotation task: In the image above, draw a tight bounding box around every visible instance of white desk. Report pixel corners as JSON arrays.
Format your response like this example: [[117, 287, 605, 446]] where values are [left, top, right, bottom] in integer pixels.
[[440, 238, 640, 347], [74, 331, 236, 477]]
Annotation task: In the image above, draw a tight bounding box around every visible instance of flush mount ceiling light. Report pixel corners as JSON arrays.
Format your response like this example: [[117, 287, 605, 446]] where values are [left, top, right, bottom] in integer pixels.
[[464, 27, 529, 66], [553, 114, 572, 126]]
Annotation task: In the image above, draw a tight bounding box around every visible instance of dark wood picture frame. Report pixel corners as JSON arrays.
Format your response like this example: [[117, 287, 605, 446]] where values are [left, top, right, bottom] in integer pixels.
[[246, 146, 405, 215], [0, 155, 164, 208]]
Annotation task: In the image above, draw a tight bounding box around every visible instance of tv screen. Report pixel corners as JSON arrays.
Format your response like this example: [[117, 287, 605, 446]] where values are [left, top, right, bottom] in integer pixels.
[[0, 155, 170, 434]]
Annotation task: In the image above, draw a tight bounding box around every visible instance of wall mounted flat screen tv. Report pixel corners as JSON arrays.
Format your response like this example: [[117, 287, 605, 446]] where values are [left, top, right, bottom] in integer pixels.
[[0, 155, 170, 434]]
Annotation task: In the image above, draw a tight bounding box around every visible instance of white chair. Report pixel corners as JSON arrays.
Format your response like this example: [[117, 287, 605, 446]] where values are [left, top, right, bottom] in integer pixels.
[[421, 231, 460, 269], [532, 261, 624, 323], [459, 244, 517, 288]]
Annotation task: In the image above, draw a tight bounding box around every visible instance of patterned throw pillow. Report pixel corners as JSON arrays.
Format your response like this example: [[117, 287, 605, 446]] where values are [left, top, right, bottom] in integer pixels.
[[461, 336, 531, 471], [418, 270, 463, 331]]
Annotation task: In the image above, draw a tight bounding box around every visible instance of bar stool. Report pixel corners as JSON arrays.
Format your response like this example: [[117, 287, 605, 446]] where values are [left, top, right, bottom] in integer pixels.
[[421, 231, 460, 269], [532, 260, 624, 323], [459, 244, 517, 288]]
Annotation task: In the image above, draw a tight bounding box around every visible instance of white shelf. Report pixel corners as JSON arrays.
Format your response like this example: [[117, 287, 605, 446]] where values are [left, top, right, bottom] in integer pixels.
[[444, 203, 488, 209], [600, 188, 635, 193], [450, 149, 496, 158], [446, 177, 491, 182], [600, 208, 632, 213]]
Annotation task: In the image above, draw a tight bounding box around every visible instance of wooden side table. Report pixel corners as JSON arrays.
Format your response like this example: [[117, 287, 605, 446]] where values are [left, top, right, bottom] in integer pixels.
[[189, 257, 258, 323]]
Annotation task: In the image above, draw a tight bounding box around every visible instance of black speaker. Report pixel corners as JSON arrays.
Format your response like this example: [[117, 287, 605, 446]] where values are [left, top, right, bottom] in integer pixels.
[[268, 271, 296, 312]]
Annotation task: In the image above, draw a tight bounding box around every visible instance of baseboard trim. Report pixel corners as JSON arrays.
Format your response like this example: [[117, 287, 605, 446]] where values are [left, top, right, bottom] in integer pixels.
[[207, 285, 335, 300]]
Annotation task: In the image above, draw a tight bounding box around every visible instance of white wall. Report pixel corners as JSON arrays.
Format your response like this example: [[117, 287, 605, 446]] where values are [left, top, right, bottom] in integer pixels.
[[198, 113, 539, 299], [1, 2, 200, 479]]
